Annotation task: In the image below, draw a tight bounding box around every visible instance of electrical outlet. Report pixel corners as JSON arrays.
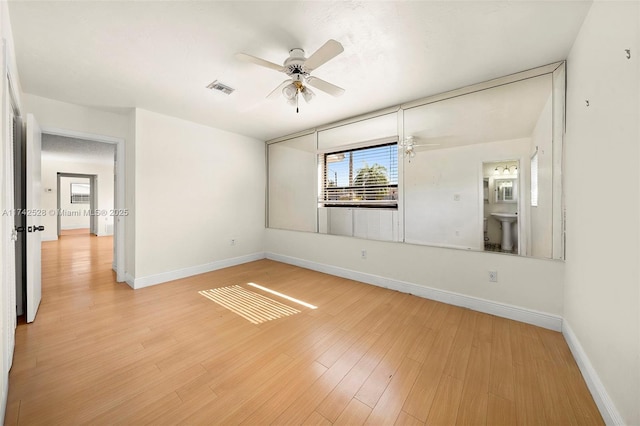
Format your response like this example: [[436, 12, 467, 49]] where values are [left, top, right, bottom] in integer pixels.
[[230, 239, 236, 246], [361, 249, 367, 259], [488, 271, 498, 282]]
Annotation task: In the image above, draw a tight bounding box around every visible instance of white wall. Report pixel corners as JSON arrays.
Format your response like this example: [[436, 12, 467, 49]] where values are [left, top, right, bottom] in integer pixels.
[[319, 207, 399, 242], [22, 94, 129, 141], [405, 138, 529, 251], [266, 228, 564, 317], [564, 1, 639, 424], [125, 109, 136, 278], [39, 157, 115, 240], [58, 177, 90, 230], [132, 109, 265, 284]]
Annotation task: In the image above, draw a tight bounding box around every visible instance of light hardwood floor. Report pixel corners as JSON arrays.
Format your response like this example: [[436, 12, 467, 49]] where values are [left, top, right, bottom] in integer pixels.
[[59, 228, 90, 236], [5, 234, 603, 425]]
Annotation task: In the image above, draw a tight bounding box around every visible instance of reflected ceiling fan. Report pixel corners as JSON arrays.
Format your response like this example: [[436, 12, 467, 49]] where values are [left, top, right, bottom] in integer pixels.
[[400, 136, 441, 160], [236, 39, 345, 113]]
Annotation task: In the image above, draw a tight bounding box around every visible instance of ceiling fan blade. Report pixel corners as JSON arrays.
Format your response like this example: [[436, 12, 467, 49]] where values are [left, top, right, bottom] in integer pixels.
[[267, 80, 292, 99], [235, 53, 283, 72], [403, 136, 441, 147], [306, 76, 345, 97], [304, 39, 344, 71]]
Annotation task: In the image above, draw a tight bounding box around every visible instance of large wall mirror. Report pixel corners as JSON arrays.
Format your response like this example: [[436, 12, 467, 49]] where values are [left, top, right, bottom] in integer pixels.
[[267, 63, 565, 260], [267, 133, 317, 232]]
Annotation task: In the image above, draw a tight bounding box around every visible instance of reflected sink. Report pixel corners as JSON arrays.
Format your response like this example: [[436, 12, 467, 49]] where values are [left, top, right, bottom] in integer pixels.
[[490, 213, 518, 252], [490, 212, 518, 223]]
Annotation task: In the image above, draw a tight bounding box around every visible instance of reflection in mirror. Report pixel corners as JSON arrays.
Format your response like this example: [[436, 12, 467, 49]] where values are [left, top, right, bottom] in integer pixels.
[[317, 140, 400, 242], [484, 161, 519, 254], [70, 183, 90, 204], [268, 134, 317, 232], [267, 64, 565, 259], [495, 177, 517, 203], [403, 74, 554, 257]]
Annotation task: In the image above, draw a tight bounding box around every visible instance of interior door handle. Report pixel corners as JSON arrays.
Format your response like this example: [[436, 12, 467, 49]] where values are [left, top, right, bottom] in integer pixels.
[[27, 226, 45, 233], [15, 226, 25, 232]]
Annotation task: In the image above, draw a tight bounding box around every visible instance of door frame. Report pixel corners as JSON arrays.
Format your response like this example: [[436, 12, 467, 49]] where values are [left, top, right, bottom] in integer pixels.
[[56, 173, 97, 236], [41, 127, 125, 282], [13, 114, 23, 317]]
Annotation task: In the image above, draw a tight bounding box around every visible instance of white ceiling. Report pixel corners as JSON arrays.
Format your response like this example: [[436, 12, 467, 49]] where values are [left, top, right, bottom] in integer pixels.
[[405, 73, 552, 151], [42, 134, 115, 165], [8, 1, 591, 141]]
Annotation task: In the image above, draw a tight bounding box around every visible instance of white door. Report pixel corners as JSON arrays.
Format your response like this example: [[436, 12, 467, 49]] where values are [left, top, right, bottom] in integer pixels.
[[25, 114, 42, 323]]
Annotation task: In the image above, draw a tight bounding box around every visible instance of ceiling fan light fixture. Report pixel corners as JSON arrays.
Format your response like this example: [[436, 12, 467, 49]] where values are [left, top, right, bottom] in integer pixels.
[[236, 39, 345, 112], [404, 144, 415, 157], [282, 83, 298, 100], [301, 86, 315, 103]]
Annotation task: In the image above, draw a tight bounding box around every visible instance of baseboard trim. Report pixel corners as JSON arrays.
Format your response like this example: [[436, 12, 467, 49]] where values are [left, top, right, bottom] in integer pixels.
[[124, 273, 135, 289], [266, 252, 562, 331], [132, 252, 266, 289], [562, 320, 624, 425], [112, 264, 126, 284], [1, 384, 7, 426]]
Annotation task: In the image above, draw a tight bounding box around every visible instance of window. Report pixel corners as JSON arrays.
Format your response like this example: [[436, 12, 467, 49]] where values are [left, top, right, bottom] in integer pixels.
[[320, 142, 398, 207], [531, 150, 539, 207], [70, 183, 90, 204]]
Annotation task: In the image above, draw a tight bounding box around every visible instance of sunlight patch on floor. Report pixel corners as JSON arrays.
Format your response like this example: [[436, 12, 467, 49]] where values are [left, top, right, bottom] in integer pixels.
[[247, 282, 318, 310], [199, 285, 301, 324]]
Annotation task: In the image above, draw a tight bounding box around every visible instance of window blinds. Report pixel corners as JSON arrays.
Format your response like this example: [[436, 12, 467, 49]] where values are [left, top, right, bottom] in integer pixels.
[[319, 142, 398, 207]]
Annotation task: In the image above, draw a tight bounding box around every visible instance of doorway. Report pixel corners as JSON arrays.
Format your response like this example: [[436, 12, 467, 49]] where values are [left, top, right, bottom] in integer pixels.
[[56, 173, 98, 237], [482, 160, 520, 254], [39, 130, 124, 274], [14, 130, 124, 319], [39, 132, 120, 245]]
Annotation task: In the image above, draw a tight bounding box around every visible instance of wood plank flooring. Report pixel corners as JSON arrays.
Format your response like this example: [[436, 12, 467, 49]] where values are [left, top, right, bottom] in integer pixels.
[[59, 228, 90, 236], [5, 234, 603, 425]]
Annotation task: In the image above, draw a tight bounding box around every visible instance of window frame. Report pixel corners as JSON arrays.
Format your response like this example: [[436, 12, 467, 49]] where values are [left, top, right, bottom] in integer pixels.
[[70, 182, 90, 204], [319, 141, 398, 209]]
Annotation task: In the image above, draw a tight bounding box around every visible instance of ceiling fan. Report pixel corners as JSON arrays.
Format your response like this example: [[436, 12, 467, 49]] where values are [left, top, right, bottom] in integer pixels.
[[400, 136, 441, 160], [236, 39, 345, 113]]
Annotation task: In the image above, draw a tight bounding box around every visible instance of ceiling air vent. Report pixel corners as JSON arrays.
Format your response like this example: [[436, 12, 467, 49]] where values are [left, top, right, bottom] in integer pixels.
[[206, 80, 235, 95]]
